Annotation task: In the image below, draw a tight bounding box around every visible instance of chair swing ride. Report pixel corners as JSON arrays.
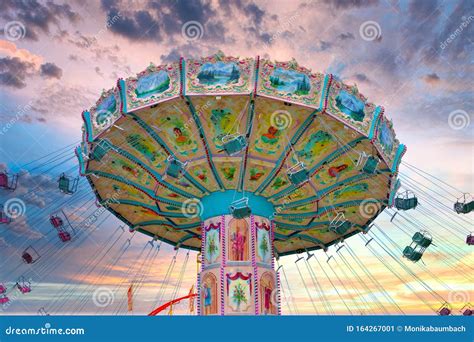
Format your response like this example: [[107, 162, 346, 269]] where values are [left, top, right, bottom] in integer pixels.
[[1, 53, 472, 316]]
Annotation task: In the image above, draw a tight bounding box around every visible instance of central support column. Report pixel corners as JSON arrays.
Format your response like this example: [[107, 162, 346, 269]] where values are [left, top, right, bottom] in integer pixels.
[[198, 214, 279, 315]]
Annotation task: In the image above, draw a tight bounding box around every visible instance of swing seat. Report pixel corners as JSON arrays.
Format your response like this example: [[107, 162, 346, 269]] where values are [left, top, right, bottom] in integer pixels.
[[395, 197, 418, 210], [22, 252, 33, 264], [58, 231, 71, 242], [438, 306, 451, 316], [402, 246, 423, 262], [58, 174, 78, 194], [362, 156, 378, 174], [287, 162, 309, 186], [0, 296, 9, 304], [50, 216, 63, 228], [222, 134, 247, 156], [0, 173, 7, 187], [412, 232, 432, 248], [229, 198, 251, 219], [166, 156, 187, 178], [0, 212, 11, 224], [454, 200, 474, 214], [329, 221, 351, 235], [92, 140, 113, 161], [17, 284, 31, 294], [0, 172, 18, 191]]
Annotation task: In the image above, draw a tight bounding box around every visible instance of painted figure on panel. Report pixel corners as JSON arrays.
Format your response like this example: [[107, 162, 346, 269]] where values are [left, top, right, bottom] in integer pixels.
[[260, 272, 276, 315], [202, 273, 218, 315], [228, 219, 249, 261], [205, 222, 220, 264], [256, 221, 271, 264]]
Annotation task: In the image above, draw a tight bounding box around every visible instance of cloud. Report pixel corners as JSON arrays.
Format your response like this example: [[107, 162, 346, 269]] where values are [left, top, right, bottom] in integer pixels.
[[338, 32, 355, 40], [94, 66, 104, 77], [0, 56, 63, 88], [4, 215, 43, 238], [101, 0, 231, 44], [40, 62, 62, 79], [0, 39, 43, 66], [352, 73, 371, 84], [0, 56, 35, 88], [324, 0, 379, 10], [0, 0, 80, 41], [422, 72, 440, 85]]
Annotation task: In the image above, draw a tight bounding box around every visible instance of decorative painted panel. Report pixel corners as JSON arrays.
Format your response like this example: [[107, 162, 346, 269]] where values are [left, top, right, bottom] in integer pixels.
[[83, 87, 121, 141], [225, 271, 254, 314], [255, 217, 272, 264], [227, 217, 251, 262], [121, 62, 180, 113], [201, 270, 220, 315], [257, 58, 324, 108], [374, 115, 401, 168], [326, 78, 377, 136], [185, 53, 255, 95], [204, 218, 221, 265]]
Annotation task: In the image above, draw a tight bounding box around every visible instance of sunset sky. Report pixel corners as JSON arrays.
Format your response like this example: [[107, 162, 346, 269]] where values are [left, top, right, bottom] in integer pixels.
[[0, 0, 472, 316]]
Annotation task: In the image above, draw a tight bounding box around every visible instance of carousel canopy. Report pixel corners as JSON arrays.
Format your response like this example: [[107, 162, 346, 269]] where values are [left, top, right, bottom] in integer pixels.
[[77, 52, 405, 256]]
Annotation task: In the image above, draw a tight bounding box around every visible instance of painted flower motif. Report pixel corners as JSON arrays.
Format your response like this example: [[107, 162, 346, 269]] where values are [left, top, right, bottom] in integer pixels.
[[232, 283, 247, 307]]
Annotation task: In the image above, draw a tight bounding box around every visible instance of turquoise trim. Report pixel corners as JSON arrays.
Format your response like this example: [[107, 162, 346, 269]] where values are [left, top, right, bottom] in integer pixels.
[[138, 220, 199, 230], [135, 228, 200, 251], [319, 74, 330, 111], [185, 96, 224, 189], [127, 112, 209, 193], [126, 114, 173, 153], [268, 137, 365, 201], [253, 56, 259, 94], [315, 173, 376, 198], [119, 79, 128, 113], [388, 178, 401, 207], [391, 144, 406, 173], [255, 109, 319, 194], [82, 111, 94, 143], [275, 199, 384, 222], [177, 234, 197, 244], [88, 170, 181, 207], [181, 58, 186, 96], [75, 146, 86, 176], [102, 198, 187, 218], [108, 142, 201, 197], [274, 221, 331, 231], [90, 170, 156, 198], [200, 191, 275, 220], [238, 99, 255, 191], [368, 106, 382, 140]]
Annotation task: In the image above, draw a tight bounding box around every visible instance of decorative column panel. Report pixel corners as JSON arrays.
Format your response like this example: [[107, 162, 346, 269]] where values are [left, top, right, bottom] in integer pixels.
[[219, 214, 226, 315], [199, 214, 278, 316]]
